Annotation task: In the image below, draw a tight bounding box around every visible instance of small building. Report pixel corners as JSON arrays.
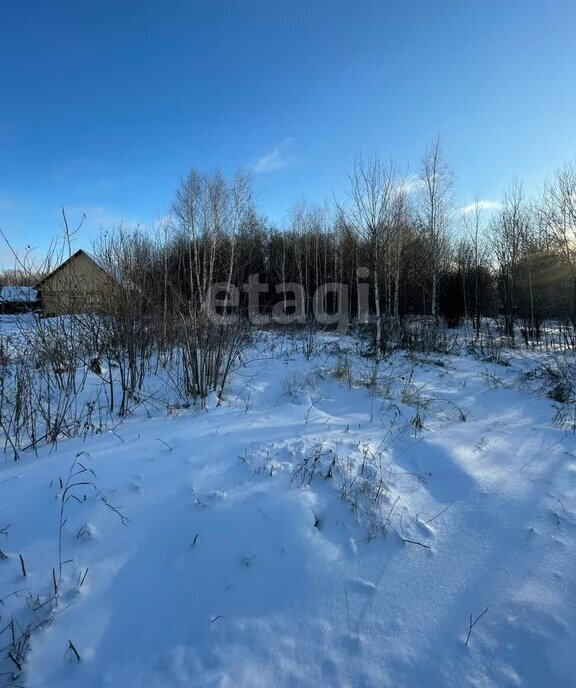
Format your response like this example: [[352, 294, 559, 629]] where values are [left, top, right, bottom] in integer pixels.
[[35, 249, 121, 315], [0, 285, 40, 314]]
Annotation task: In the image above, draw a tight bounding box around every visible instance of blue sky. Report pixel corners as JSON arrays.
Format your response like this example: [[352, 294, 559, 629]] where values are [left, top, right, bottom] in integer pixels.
[[1, 0, 575, 261]]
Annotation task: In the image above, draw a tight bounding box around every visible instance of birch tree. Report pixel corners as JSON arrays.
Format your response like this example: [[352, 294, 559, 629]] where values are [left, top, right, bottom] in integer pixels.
[[418, 139, 453, 321], [340, 156, 398, 357]]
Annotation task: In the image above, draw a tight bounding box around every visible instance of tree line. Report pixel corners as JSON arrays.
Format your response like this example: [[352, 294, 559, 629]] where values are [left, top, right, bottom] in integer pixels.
[[87, 140, 576, 348]]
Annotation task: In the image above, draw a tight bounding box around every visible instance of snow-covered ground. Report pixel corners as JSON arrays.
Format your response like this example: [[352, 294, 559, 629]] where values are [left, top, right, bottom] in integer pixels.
[[1, 332, 575, 687]]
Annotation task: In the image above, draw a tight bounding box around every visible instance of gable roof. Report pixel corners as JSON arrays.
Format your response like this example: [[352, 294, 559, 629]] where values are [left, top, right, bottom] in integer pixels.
[[35, 249, 121, 289]]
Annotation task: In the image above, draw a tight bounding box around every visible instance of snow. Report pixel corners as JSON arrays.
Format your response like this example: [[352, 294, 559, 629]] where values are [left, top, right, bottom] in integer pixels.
[[0, 286, 38, 303], [1, 332, 575, 687]]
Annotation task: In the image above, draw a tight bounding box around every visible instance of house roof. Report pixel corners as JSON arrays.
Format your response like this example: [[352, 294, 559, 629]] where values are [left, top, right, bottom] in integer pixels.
[[35, 249, 121, 289], [0, 286, 38, 302]]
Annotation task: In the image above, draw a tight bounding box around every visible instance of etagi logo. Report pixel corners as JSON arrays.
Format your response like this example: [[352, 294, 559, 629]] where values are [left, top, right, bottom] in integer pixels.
[[205, 269, 372, 334]]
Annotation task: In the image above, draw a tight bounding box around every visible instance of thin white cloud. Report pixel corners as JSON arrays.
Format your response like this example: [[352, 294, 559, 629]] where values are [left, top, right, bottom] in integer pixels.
[[397, 175, 425, 195], [250, 138, 294, 174], [459, 200, 501, 215]]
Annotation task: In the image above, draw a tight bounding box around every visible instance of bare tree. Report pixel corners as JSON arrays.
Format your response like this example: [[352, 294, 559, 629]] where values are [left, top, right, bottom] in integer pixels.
[[339, 155, 398, 356], [462, 197, 491, 335], [541, 162, 576, 327], [542, 162, 576, 274], [490, 180, 531, 338], [418, 138, 453, 321]]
